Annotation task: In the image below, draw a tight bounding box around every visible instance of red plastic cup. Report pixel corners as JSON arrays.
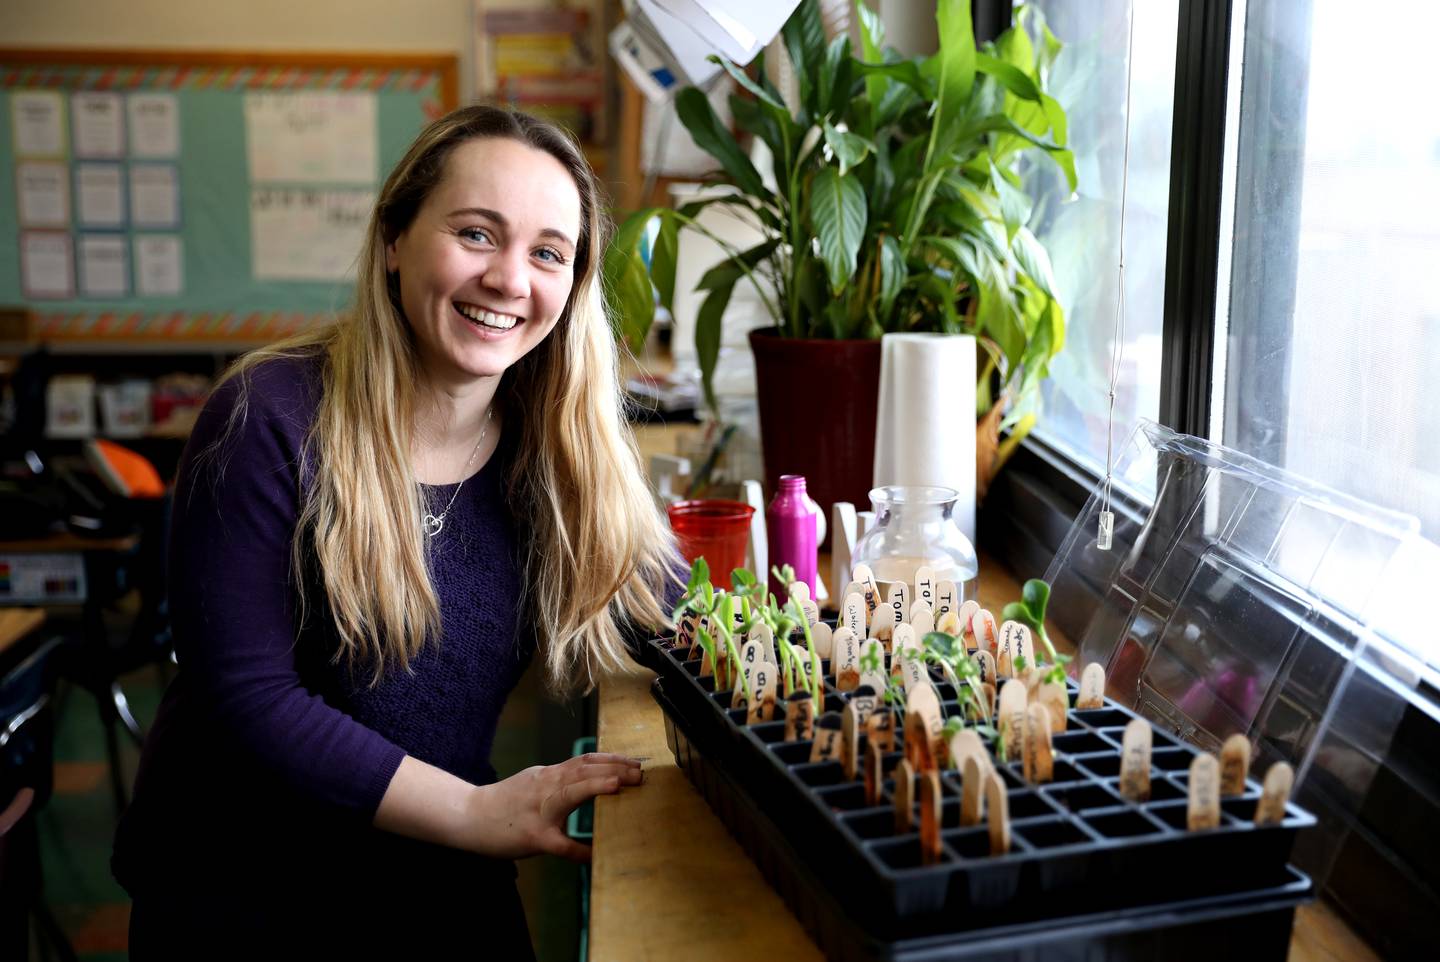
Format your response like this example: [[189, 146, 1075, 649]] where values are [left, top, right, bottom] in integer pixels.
[[667, 499, 755, 590]]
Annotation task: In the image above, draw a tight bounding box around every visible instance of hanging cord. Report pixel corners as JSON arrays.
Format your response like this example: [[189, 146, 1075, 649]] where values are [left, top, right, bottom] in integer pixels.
[[1099, 7, 1137, 550]]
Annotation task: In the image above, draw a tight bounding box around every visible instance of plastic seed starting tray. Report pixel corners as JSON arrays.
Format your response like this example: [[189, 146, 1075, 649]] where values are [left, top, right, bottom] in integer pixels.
[[639, 634, 1314, 946], [653, 675, 1314, 962]]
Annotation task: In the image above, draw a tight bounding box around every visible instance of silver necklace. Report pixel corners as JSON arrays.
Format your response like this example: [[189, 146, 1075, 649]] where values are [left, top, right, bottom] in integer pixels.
[[421, 406, 494, 538]]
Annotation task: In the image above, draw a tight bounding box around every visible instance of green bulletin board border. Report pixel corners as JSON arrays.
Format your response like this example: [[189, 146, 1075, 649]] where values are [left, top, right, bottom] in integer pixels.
[[0, 49, 458, 346]]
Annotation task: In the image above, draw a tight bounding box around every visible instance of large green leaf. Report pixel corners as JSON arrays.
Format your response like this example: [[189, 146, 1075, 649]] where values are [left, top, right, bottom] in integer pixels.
[[931, 0, 977, 160], [809, 168, 867, 293], [976, 53, 1042, 102], [978, 284, 1025, 370], [604, 248, 655, 353], [675, 87, 768, 198], [819, 35, 854, 120], [878, 234, 905, 315], [822, 120, 875, 177], [990, 161, 1033, 243], [694, 238, 781, 292], [853, 59, 931, 99], [856, 0, 887, 109], [1011, 226, 1057, 298], [650, 213, 680, 312], [695, 277, 737, 412], [781, 0, 826, 118]]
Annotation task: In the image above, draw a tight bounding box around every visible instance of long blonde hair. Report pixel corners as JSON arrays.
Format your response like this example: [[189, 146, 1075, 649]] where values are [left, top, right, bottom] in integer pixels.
[[219, 106, 677, 693]]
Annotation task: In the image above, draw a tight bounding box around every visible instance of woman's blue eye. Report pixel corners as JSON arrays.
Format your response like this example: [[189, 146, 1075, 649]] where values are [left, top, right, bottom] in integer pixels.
[[459, 227, 490, 243], [535, 247, 566, 265]]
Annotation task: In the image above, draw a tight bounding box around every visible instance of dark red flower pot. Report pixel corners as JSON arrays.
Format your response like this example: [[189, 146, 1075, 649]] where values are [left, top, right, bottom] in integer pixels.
[[748, 327, 883, 531]]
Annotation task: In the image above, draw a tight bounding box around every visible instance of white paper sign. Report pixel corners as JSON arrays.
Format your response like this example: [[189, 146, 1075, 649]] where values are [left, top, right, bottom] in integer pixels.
[[76, 163, 126, 227], [20, 232, 75, 299], [11, 91, 65, 157], [134, 235, 184, 296], [244, 92, 377, 184], [16, 162, 70, 227], [79, 234, 130, 297], [251, 187, 371, 281], [129, 164, 181, 228], [71, 92, 125, 158], [126, 92, 180, 158]]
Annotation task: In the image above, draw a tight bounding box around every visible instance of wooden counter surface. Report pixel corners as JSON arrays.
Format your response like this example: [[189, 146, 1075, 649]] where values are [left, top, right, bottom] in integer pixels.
[[589, 560, 1379, 961]]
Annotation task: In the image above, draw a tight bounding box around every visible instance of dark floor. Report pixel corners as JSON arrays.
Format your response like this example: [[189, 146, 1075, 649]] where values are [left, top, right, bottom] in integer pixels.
[[31, 655, 585, 960]]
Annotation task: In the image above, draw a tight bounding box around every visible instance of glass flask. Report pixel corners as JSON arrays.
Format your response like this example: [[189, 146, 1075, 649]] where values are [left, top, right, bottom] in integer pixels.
[[850, 485, 979, 602]]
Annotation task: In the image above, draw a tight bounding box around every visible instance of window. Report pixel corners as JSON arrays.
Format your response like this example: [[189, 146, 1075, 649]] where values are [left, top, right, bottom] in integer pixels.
[[1215, 0, 1440, 543], [1023, 0, 1180, 491]]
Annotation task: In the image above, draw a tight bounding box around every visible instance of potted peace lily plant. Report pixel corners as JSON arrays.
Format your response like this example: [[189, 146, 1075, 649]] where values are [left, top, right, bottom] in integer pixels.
[[606, 0, 1076, 514]]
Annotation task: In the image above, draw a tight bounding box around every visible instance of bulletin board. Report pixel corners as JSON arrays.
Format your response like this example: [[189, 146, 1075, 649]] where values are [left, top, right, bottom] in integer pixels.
[[0, 49, 458, 346]]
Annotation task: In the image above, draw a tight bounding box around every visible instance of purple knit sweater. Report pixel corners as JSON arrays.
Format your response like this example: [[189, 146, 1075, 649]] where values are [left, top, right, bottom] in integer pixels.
[[113, 352, 534, 907]]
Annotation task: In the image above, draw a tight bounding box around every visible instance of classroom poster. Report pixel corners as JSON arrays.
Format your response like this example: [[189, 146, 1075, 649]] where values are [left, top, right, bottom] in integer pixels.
[[243, 92, 378, 184]]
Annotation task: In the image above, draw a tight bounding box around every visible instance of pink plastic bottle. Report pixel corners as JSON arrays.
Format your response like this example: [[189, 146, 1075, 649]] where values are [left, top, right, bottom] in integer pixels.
[[767, 475, 818, 601]]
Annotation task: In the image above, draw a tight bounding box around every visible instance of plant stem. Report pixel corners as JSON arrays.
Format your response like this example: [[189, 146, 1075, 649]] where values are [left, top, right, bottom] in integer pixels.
[[668, 208, 785, 325]]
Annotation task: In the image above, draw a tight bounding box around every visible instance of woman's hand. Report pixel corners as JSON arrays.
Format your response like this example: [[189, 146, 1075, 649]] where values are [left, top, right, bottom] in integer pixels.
[[464, 752, 643, 862]]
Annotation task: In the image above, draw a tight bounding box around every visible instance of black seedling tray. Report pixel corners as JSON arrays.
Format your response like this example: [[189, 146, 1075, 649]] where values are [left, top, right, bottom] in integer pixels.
[[642, 633, 1314, 938], [655, 677, 1313, 961]]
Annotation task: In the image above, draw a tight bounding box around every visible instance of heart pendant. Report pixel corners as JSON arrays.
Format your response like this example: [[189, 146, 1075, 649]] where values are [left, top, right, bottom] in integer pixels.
[[422, 513, 444, 537]]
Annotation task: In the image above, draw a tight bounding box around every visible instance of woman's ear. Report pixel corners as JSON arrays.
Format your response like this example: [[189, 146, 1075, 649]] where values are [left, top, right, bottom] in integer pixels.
[[384, 237, 399, 273]]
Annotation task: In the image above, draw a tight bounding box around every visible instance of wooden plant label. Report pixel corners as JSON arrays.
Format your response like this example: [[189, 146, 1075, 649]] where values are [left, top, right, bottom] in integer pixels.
[[699, 645, 714, 678], [979, 682, 997, 723], [748, 623, 776, 664], [973, 650, 997, 686], [785, 690, 815, 742], [949, 729, 987, 776], [904, 684, 944, 773], [810, 621, 834, 661], [877, 583, 907, 640], [746, 663, 778, 724], [934, 579, 958, 622], [961, 754, 986, 826], [1220, 734, 1251, 796], [676, 611, 698, 653], [832, 626, 860, 690], [688, 614, 710, 660], [919, 770, 943, 866], [740, 639, 768, 670], [986, 771, 1010, 855], [956, 600, 981, 645], [864, 740, 884, 805], [891, 622, 916, 657], [731, 661, 751, 709], [1187, 753, 1221, 831], [1038, 682, 1069, 733], [810, 712, 843, 763], [843, 591, 868, 640], [1022, 666, 1046, 700], [1119, 719, 1153, 802], [789, 647, 813, 697], [789, 581, 820, 626], [894, 759, 916, 834], [841, 701, 862, 780], [859, 635, 888, 699], [996, 621, 1032, 678], [852, 563, 880, 617], [1023, 703, 1054, 784], [851, 684, 880, 726], [1077, 663, 1106, 709], [971, 609, 999, 656], [1255, 762, 1294, 825], [998, 679, 1028, 761], [900, 648, 930, 695], [936, 610, 962, 636], [842, 580, 866, 616], [866, 708, 896, 753], [915, 565, 936, 611], [910, 606, 935, 639]]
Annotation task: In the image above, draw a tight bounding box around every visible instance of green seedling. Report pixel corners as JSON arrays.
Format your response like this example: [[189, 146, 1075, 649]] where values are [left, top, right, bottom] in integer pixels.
[[1001, 578, 1071, 685]]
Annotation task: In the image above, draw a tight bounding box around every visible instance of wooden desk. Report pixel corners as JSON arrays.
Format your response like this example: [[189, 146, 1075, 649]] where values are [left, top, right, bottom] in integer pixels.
[[0, 608, 45, 658], [589, 563, 1379, 962]]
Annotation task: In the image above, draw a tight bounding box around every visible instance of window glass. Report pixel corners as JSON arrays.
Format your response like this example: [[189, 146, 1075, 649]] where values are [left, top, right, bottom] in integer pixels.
[[1026, 0, 1179, 491], [1217, 0, 1440, 541]]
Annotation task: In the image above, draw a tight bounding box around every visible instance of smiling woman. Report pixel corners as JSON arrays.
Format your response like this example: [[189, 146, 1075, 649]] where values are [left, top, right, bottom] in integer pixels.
[[110, 106, 681, 959]]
